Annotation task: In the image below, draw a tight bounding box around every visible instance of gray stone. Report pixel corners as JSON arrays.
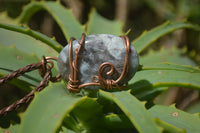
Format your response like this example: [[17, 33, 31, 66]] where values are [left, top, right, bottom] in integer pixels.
[[57, 34, 139, 90]]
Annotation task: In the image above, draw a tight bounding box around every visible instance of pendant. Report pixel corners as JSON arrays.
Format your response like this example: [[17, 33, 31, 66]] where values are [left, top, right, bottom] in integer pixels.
[[57, 34, 139, 92]]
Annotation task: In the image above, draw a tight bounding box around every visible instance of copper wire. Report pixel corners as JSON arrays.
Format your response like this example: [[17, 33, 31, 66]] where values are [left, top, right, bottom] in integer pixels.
[[67, 34, 85, 93], [0, 56, 61, 116], [67, 34, 130, 92], [0, 33, 131, 116]]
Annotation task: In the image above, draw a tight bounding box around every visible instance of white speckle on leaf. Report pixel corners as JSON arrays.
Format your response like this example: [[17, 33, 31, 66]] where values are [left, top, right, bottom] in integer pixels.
[[171, 111, 179, 117], [158, 70, 162, 74]]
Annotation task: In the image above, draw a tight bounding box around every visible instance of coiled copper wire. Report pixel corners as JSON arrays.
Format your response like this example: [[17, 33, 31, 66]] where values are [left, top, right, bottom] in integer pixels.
[[67, 34, 130, 92]]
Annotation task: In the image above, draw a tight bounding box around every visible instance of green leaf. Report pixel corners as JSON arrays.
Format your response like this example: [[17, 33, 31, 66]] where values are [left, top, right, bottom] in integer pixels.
[[139, 47, 197, 66], [133, 48, 199, 99], [61, 127, 76, 133], [18, 82, 83, 133], [99, 90, 161, 133], [63, 97, 108, 132], [132, 21, 200, 54], [134, 87, 167, 101], [128, 63, 200, 94], [0, 44, 42, 90], [104, 114, 134, 129], [19, 1, 84, 41], [0, 23, 59, 77], [154, 118, 186, 133], [86, 10, 123, 35], [186, 101, 200, 114], [149, 105, 200, 133], [0, 23, 61, 54], [64, 98, 134, 132], [141, 62, 200, 73]]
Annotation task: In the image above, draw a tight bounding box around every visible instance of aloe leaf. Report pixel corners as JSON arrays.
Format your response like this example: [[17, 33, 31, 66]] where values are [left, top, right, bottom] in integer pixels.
[[134, 87, 167, 101], [149, 105, 200, 133], [0, 23, 60, 75], [141, 62, 200, 73], [104, 114, 134, 129], [128, 63, 200, 94], [133, 87, 168, 109], [132, 21, 200, 54], [63, 97, 109, 132], [139, 47, 197, 66], [18, 82, 83, 133], [19, 1, 84, 41], [154, 118, 186, 133], [99, 90, 161, 133], [186, 101, 200, 114], [133, 48, 199, 98], [86, 10, 123, 35], [63, 98, 133, 132], [0, 23, 61, 54], [0, 44, 42, 90], [62, 127, 76, 133]]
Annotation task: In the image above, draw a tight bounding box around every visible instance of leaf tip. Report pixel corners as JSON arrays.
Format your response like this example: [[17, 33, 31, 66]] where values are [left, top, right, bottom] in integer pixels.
[[10, 44, 16, 49], [25, 27, 32, 33], [169, 104, 176, 108], [142, 101, 147, 106], [127, 89, 131, 93], [31, 52, 37, 58], [193, 112, 200, 118], [51, 36, 56, 41], [164, 20, 171, 25], [125, 28, 132, 35]]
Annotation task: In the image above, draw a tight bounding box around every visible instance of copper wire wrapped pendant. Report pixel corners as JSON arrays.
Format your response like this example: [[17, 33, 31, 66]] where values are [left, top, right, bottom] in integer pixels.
[[57, 34, 139, 92]]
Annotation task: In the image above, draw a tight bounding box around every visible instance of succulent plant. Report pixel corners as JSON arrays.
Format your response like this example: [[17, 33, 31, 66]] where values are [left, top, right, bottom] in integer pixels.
[[0, 1, 200, 133]]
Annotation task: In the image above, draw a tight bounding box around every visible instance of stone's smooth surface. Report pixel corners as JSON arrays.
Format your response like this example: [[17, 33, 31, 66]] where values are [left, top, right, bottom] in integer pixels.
[[57, 34, 139, 90]]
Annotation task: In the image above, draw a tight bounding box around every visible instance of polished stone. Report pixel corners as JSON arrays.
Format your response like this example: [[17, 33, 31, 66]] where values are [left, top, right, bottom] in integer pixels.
[[57, 34, 139, 90]]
